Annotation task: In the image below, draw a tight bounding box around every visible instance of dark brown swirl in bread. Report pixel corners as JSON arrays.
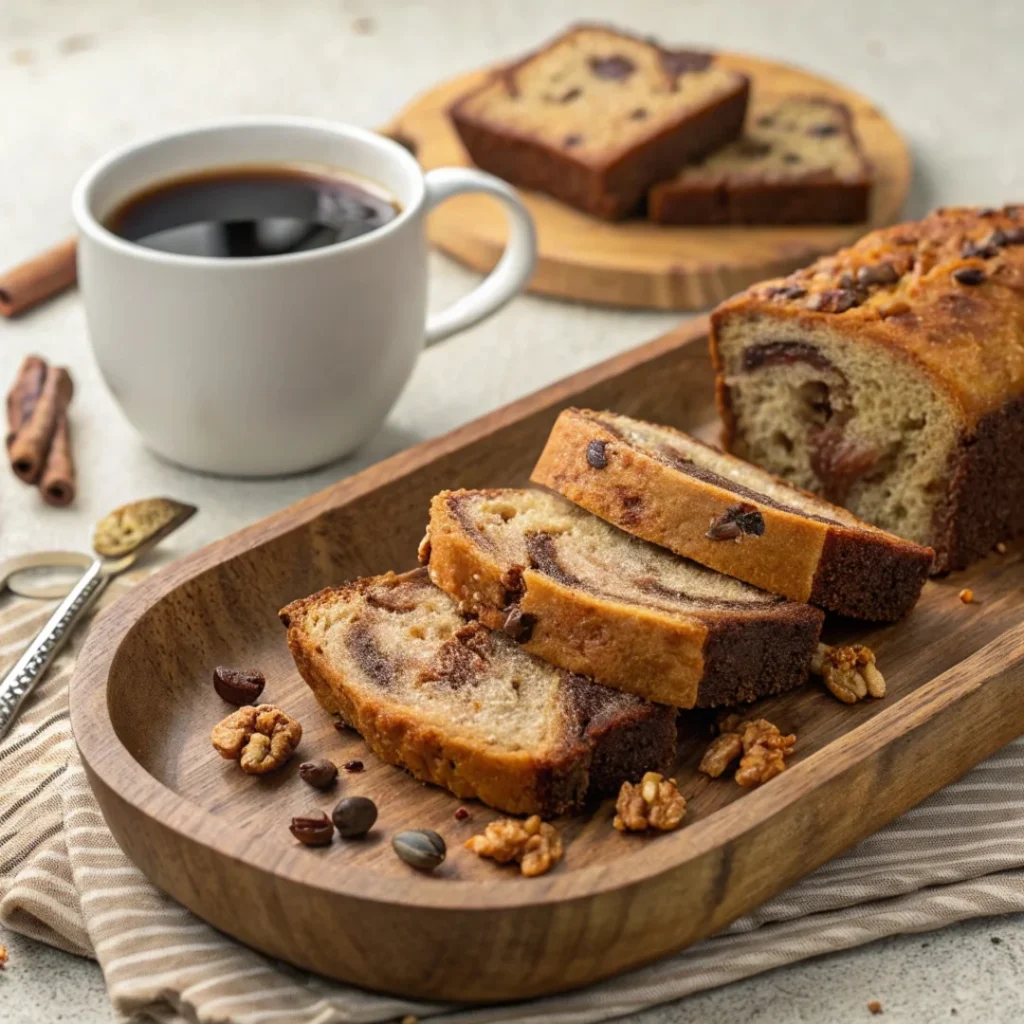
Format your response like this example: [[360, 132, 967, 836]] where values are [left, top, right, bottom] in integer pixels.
[[280, 569, 676, 817]]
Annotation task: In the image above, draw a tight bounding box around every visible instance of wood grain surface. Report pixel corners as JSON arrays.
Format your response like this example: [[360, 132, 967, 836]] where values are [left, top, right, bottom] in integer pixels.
[[71, 320, 1024, 1003], [384, 55, 912, 310]]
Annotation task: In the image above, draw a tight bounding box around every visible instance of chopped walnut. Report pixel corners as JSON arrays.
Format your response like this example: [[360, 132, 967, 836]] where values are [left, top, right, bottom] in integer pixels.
[[734, 720, 796, 788], [465, 815, 563, 876], [211, 704, 302, 774], [811, 642, 886, 703], [699, 732, 744, 778], [613, 772, 686, 832], [716, 711, 752, 735]]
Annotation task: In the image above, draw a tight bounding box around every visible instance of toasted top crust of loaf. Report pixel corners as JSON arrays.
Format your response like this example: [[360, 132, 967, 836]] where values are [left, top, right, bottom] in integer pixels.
[[531, 409, 933, 619], [280, 569, 676, 816], [451, 23, 746, 168], [665, 96, 869, 186], [711, 205, 1024, 427], [425, 488, 823, 707]]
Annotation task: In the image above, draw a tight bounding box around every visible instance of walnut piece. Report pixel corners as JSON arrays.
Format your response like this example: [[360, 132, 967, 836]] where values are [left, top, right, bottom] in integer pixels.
[[734, 719, 796, 789], [613, 772, 686, 832], [465, 815, 563, 876], [811, 642, 886, 703], [716, 711, 752, 735], [699, 732, 744, 778], [211, 704, 302, 774]]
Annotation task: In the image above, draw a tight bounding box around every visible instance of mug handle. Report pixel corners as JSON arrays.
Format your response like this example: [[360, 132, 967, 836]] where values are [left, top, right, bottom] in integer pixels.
[[422, 168, 537, 346]]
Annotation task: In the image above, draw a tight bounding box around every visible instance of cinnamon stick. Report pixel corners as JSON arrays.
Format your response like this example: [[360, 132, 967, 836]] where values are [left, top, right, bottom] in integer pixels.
[[6, 355, 48, 449], [39, 412, 75, 506], [9, 366, 73, 483], [0, 237, 78, 318]]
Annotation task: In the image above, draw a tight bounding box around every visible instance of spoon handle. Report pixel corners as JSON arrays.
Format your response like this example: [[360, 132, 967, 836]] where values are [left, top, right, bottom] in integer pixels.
[[0, 559, 108, 742]]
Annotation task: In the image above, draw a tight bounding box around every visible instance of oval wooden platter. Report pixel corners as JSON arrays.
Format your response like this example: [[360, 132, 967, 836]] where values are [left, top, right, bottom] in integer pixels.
[[72, 319, 1024, 1004], [385, 56, 912, 310]]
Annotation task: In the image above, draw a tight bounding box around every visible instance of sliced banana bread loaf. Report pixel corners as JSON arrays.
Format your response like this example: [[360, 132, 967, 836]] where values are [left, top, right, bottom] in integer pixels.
[[280, 569, 676, 817], [649, 95, 872, 225], [710, 205, 1024, 571], [450, 24, 749, 220], [423, 488, 823, 708], [532, 408, 933, 620]]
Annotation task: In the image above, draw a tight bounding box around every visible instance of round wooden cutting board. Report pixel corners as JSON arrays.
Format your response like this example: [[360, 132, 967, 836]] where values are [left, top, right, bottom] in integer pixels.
[[386, 55, 912, 309]]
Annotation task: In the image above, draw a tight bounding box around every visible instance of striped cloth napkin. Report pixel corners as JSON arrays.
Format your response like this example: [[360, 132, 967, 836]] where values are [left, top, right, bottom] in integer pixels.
[[3, 581, 1024, 1024]]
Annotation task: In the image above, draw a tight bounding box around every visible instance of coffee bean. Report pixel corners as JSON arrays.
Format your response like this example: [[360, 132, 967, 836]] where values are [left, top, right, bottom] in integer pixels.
[[290, 811, 334, 847], [298, 759, 338, 789], [393, 829, 446, 871], [332, 796, 377, 838], [952, 267, 986, 286], [342, 760, 364, 773], [213, 666, 265, 706], [856, 262, 899, 286], [586, 440, 608, 469], [588, 54, 636, 80]]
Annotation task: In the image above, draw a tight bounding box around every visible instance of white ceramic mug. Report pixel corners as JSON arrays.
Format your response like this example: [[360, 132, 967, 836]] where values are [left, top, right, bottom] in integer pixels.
[[72, 117, 537, 476]]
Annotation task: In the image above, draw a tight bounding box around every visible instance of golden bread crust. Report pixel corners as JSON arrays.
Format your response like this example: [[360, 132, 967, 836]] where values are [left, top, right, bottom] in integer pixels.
[[449, 23, 749, 219], [711, 205, 1024, 429], [424, 489, 823, 707], [280, 571, 675, 816], [426, 494, 708, 706], [531, 409, 932, 620]]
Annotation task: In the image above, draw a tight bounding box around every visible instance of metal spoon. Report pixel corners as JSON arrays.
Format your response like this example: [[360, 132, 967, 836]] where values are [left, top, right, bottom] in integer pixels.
[[0, 550, 94, 600], [0, 497, 197, 740]]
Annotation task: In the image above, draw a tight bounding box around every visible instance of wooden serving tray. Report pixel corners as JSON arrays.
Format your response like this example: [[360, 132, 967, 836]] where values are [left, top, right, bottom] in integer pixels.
[[386, 54, 912, 310], [72, 319, 1024, 1004]]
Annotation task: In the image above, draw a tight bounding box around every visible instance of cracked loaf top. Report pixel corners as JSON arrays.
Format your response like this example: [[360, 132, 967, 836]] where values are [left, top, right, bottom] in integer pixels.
[[712, 205, 1024, 426]]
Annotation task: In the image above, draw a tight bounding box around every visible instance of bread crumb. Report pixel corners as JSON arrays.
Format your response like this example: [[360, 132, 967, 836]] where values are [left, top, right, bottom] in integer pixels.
[[867, 1000, 883, 1015], [959, 588, 974, 604], [996, 542, 1007, 554]]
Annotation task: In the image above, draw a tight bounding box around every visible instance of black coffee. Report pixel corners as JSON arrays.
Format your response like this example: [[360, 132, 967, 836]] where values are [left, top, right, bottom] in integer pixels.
[[106, 164, 400, 258]]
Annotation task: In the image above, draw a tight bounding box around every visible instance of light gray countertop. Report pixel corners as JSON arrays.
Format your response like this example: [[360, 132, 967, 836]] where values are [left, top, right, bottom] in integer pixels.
[[1, 0, 1022, 1020]]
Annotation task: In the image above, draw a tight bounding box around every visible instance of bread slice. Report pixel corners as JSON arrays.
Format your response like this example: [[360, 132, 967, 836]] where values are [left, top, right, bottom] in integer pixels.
[[711, 205, 1024, 571], [280, 569, 676, 817], [423, 488, 823, 709], [531, 408, 933, 620], [649, 96, 872, 225], [450, 24, 749, 220]]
